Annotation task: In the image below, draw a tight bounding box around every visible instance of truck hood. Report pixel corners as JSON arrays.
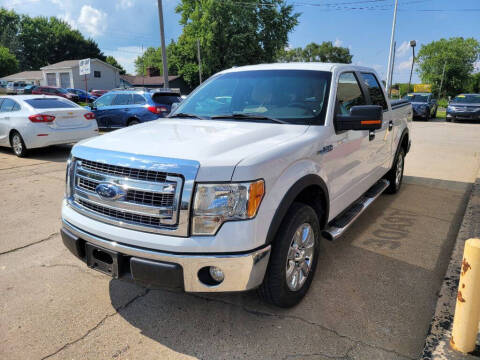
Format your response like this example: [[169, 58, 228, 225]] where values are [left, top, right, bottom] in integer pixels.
[[78, 118, 308, 181]]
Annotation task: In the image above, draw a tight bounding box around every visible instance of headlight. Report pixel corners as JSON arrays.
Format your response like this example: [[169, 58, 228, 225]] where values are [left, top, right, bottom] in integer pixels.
[[192, 180, 265, 235], [447, 106, 455, 111]]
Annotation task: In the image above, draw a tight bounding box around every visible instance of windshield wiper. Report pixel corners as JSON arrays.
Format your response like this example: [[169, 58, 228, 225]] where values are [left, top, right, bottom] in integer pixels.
[[169, 112, 204, 119], [211, 113, 288, 124]]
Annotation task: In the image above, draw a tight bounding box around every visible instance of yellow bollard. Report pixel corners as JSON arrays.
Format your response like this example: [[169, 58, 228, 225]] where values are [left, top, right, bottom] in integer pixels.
[[450, 238, 480, 353]]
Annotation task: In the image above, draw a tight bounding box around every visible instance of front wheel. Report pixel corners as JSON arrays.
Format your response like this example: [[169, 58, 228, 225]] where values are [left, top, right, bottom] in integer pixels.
[[10, 131, 28, 157], [385, 148, 405, 194], [258, 202, 320, 308]]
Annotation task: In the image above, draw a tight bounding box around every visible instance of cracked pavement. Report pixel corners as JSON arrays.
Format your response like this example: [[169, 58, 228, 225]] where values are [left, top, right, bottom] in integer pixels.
[[1, 121, 480, 359]]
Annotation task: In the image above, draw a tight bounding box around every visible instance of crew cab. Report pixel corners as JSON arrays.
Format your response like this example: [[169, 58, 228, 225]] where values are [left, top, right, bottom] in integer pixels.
[[61, 63, 412, 307], [404, 92, 437, 121]]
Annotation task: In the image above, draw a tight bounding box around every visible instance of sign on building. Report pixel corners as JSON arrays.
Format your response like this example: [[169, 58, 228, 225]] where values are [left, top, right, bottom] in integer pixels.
[[79, 58, 91, 76]]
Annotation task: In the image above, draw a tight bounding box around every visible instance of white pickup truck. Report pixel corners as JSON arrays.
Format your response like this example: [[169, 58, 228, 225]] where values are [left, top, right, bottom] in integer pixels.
[[61, 63, 412, 307]]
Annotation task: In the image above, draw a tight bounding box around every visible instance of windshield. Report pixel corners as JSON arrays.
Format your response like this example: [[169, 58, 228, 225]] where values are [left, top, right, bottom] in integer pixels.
[[171, 70, 332, 125], [405, 94, 429, 102], [452, 94, 480, 104]]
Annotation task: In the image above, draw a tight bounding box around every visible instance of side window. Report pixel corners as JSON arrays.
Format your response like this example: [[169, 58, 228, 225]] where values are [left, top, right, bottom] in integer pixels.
[[94, 71, 101, 78], [360, 73, 388, 110], [133, 94, 146, 105], [112, 94, 132, 106], [12, 101, 20, 111], [336, 72, 366, 115], [0, 99, 4, 111], [0, 99, 15, 112], [95, 93, 115, 108]]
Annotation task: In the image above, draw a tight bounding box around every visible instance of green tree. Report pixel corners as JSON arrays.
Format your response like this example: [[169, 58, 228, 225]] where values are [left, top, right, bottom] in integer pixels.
[[416, 37, 480, 97], [467, 72, 480, 94], [173, 0, 299, 86], [134, 41, 178, 76], [0, 46, 19, 77], [0, 9, 105, 71], [106, 56, 126, 74], [278, 41, 353, 63]]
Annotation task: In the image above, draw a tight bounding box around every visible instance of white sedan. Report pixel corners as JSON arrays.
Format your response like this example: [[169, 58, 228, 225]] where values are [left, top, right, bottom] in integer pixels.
[[0, 95, 99, 157]]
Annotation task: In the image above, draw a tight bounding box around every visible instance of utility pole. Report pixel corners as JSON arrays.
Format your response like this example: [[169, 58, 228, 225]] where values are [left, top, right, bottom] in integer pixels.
[[408, 40, 416, 93], [389, 41, 396, 98], [439, 61, 447, 98], [142, 44, 145, 88], [197, 39, 202, 84], [386, 0, 399, 95], [157, 0, 169, 88]]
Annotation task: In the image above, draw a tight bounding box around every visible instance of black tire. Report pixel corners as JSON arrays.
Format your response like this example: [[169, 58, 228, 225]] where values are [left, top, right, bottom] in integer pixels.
[[10, 131, 28, 157], [258, 202, 321, 308], [433, 107, 437, 119], [384, 148, 405, 194], [424, 110, 430, 121], [128, 119, 140, 126]]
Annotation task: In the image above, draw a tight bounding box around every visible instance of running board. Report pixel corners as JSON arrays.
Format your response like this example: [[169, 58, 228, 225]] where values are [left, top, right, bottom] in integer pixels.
[[321, 179, 390, 241]]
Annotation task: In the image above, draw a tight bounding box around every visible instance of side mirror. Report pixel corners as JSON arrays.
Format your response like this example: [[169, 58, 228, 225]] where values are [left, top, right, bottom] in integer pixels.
[[335, 105, 383, 131]]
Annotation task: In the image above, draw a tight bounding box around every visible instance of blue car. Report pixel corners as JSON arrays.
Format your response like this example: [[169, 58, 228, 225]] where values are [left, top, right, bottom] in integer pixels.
[[67, 88, 98, 103], [91, 90, 182, 129]]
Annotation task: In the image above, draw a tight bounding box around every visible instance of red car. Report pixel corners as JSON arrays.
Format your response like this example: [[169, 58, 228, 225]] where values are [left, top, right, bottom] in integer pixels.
[[32, 86, 80, 102], [90, 89, 109, 97]]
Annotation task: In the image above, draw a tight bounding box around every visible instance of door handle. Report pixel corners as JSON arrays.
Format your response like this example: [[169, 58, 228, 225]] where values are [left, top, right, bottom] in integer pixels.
[[369, 130, 375, 141], [388, 121, 393, 131]]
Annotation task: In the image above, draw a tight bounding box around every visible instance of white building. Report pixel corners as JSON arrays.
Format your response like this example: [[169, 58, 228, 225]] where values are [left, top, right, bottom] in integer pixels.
[[0, 71, 43, 85], [40, 59, 121, 90]]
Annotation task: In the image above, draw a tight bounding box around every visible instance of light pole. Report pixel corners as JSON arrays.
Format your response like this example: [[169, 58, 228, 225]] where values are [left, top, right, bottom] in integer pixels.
[[408, 40, 416, 93], [157, 0, 169, 88], [386, 0, 399, 95]]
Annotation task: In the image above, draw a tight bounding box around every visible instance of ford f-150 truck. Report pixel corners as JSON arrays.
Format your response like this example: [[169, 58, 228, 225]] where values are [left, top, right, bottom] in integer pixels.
[[61, 63, 412, 307]]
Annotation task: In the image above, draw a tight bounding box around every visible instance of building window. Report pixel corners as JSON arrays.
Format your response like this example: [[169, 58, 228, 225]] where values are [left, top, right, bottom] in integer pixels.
[[94, 71, 101, 78]]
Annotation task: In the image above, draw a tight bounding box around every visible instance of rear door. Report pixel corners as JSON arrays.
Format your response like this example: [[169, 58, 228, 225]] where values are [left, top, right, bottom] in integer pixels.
[[358, 72, 392, 176], [110, 93, 133, 128], [0, 98, 10, 145]]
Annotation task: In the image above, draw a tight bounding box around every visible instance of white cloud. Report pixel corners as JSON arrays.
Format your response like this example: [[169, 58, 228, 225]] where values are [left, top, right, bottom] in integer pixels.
[[396, 41, 411, 58], [334, 38, 343, 47], [77, 5, 107, 37], [104, 46, 144, 75], [397, 56, 413, 71], [116, 0, 134, 10], [59, 12, 77, 29], [474, 61, 480, 73]]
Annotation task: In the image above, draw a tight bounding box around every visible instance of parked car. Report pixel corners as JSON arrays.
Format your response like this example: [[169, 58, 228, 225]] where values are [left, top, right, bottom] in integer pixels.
[[32, 86, 80, 103], [90, 89, 182, 129], [61, 63, 412, 307], [404, 92, 437, 120], [17, 84, 37, 95], [0, 80, 7, 94], [446, 94, 480, 122], [0, 95, 98, 157], [67, 88, 97, 103], [90, 89, 109, 98], [6, 81, 27, 95]]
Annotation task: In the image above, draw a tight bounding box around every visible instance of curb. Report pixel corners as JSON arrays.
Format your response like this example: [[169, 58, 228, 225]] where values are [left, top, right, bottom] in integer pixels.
[[421, 167, 480, 359]]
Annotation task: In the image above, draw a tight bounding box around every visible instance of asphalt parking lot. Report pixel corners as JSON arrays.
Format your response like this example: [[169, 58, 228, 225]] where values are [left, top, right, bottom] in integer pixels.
[[1, 119, 480, 360]]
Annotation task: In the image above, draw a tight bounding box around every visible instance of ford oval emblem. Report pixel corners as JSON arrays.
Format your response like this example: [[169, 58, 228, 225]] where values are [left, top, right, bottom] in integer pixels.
[[95, 183, 125, 200]]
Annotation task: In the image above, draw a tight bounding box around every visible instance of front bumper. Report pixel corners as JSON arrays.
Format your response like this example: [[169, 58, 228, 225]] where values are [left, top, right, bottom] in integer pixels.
[[61, 220, 271, 292], [446, 111, 480, 120]]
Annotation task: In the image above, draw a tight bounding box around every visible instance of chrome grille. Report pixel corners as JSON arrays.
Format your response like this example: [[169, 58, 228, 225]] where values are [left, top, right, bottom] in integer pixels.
[[76, 199, 162, 227], [67, 146, 200, 237], [80, 159, 168, 183], [78, 176, 175, 208]]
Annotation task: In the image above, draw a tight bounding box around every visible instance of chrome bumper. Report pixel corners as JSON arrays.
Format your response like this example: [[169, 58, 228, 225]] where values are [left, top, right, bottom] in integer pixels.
[[62, 220, 271, 292]]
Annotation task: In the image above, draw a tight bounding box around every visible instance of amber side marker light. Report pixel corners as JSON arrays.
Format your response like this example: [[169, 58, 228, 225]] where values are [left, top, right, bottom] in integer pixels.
[[361, 120, 381, 125], [247, 180, 265, 218]]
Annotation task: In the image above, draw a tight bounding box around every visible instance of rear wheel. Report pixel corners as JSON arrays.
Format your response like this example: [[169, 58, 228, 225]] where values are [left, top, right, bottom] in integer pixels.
[[10, 131, 28, 157], [385, 148, 405, 194], [258, 202, 320, 308], [128, 119, 140, 126], [425, 110, 430, 121], [433, 107, 437, 118]]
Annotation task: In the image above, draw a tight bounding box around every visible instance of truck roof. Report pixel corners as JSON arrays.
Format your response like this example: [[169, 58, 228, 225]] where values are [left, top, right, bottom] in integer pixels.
[[219, 62, 376, 74]]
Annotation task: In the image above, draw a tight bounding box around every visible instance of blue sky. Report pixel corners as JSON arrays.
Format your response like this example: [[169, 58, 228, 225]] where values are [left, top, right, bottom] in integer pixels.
[[2, 0, 479, 83]]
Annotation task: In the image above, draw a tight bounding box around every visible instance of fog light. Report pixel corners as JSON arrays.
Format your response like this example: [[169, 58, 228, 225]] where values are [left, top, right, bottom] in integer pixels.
[[209, 266, 224, 283]]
